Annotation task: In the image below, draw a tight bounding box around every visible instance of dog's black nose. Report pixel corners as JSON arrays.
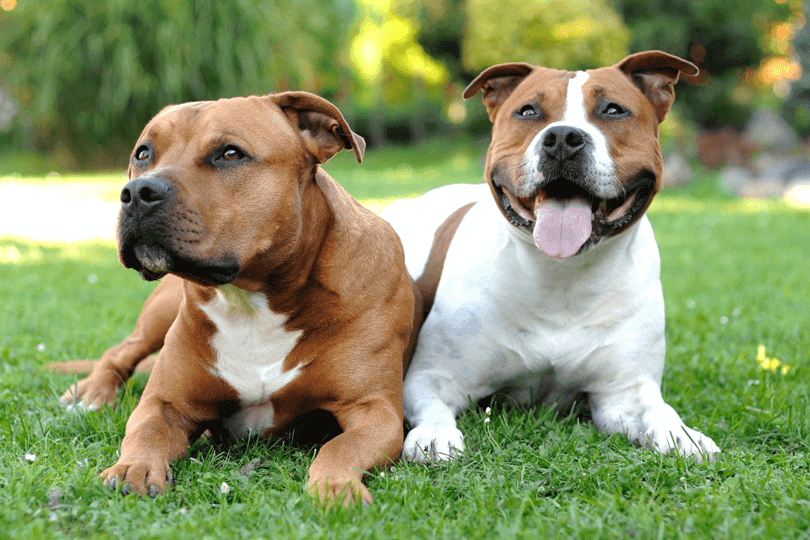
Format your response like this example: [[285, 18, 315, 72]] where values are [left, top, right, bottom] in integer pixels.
[[541, 126, 587, 161], [120, 177, 171, 215]]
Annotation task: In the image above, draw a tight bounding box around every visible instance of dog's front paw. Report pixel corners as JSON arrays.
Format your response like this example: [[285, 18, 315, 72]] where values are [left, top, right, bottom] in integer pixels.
[[60, 372, 121, 411], [644, 422, 721, 464], [307, 474, 372, 508], [102, 461, 173, 497], [402, 424, 465, 463]]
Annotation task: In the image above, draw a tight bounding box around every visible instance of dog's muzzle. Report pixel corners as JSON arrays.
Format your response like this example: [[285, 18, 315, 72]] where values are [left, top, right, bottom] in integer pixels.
[[116, 176, 241, 285], [491, 125, 656, 259]]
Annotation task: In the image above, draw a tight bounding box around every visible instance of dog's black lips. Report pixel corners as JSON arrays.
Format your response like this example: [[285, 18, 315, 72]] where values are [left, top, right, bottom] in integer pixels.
[[120, 239, 240, 286], [491, 171, 656, 251]]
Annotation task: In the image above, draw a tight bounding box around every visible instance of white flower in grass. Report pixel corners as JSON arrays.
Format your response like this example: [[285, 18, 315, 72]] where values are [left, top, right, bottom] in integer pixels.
[[720, 316, 729, 325], [24, 453, 36, 462], [37, 343, 45, 352], [484, 417, 490, 424], [220, 481, 230, 495]]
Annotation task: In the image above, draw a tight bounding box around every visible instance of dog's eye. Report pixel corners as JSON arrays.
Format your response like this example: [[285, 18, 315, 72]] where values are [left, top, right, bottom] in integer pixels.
[[603, 103, 626, 116], [518, 105, 537, 117], [221, 146, 244, 161], [135, 146, 150, 162]]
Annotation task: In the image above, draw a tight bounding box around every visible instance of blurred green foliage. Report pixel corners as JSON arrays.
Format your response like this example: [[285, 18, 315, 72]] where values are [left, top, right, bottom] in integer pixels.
[[785, 3, 810, 137], [463, 0, 630, 71], [616, 0, 796, 128], [0, 0, 802, 168], [0, 0, 355, 164]]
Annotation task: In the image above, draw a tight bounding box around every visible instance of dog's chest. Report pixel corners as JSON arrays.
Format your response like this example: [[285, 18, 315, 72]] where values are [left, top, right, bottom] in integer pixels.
[[199, 285, 302, 438]]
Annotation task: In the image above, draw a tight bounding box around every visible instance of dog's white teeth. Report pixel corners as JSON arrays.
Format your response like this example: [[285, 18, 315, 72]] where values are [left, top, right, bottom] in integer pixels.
[[593, 199, 608, 219], [503, 186, 534, 222]]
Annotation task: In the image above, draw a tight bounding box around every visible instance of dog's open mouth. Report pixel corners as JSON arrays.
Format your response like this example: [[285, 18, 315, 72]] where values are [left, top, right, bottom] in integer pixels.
[[493, 175, 655, 258]]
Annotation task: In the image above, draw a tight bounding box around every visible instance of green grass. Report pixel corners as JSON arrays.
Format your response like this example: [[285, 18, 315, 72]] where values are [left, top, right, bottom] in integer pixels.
[[1, 143, 809, 539]]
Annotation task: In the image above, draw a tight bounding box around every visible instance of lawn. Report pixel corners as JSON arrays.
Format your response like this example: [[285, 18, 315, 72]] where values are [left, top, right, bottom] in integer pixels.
[[1, 141, 809, 539]]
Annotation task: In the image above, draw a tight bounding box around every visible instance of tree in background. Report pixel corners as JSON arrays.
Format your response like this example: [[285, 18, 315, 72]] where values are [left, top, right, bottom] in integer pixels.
[[412, 0, 630, 133], [463, 0, 630, 72], [346, 0, 449, 145], [784, 3, 809, 137], [0, 0, 354, 166], [1, 0, 804, 166], [615, 0, 796, 128]]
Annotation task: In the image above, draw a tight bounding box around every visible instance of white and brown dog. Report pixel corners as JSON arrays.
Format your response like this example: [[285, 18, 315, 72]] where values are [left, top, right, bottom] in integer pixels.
[[382, 51, 720, 463]]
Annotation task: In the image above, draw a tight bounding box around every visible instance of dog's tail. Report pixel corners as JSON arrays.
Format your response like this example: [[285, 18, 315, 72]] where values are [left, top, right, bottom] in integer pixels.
[[44, 355, 157, 374]]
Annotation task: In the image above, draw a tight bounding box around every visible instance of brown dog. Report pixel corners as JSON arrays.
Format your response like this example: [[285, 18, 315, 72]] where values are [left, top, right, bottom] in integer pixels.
[[51, 92, 414, 506]]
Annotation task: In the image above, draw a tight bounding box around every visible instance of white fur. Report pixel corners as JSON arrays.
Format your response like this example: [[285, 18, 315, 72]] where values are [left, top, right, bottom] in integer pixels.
[[381, 183, 484, 279], [382, 184, 720, 463], [522, 71, 619, 199], [199, 284, 302, 438]]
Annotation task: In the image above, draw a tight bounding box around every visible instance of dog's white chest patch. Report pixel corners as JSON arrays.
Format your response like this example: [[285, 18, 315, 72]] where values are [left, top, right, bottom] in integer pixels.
[[199, 285, 302, 438]]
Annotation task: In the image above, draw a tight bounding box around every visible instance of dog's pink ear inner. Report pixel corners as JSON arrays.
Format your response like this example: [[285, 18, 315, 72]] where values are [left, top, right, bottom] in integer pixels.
[[273, 91, 366, 164], [462, 63, 534, 122], [616, 50, 698, 123]]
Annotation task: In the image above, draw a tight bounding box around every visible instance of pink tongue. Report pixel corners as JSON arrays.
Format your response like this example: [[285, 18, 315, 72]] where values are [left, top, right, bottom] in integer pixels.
[[533, 195, 592, 258]]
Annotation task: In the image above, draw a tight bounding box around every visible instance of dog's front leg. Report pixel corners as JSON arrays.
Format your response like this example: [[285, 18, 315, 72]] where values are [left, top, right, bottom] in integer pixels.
[[307, 396, 403, 507], [102, 394, 201, 496], [589, 378, 721, 463], [101, 350, 219, 496], [401, 369, 467, 464]]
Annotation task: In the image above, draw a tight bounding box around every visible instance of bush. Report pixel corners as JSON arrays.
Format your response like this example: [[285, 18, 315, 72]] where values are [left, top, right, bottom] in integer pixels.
[[0, 0, 355, 166], [617, 0, 794, 128]]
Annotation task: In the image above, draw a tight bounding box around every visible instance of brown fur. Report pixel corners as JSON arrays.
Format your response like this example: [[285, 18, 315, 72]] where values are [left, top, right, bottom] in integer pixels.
[[414, 202, 476, 320], [50, 92, 413, 507]]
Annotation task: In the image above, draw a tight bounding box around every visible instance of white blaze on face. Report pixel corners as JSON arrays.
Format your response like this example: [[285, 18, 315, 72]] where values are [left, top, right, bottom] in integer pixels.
[[556, 71, 616, 192]]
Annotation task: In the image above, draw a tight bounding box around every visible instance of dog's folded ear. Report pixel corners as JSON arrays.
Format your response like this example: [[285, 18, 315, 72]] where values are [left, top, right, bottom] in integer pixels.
[[462, 63, 534, 122], [272, 92, 366, 164], [616, 51, 699, 123]]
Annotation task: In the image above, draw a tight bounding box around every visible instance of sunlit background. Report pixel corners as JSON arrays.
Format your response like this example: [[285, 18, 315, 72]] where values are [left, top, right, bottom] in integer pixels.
[[0, 0, 806, 159], [0, 0, 808, 243]]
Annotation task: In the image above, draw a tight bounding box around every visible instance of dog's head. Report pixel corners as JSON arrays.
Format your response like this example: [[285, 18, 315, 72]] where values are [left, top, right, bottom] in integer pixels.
[[117, 92, 365, 286], [463, 51, 697, 258]]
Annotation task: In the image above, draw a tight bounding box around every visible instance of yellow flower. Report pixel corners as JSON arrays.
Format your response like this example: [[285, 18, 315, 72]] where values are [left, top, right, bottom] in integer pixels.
[[757, 345, 790, 374]]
